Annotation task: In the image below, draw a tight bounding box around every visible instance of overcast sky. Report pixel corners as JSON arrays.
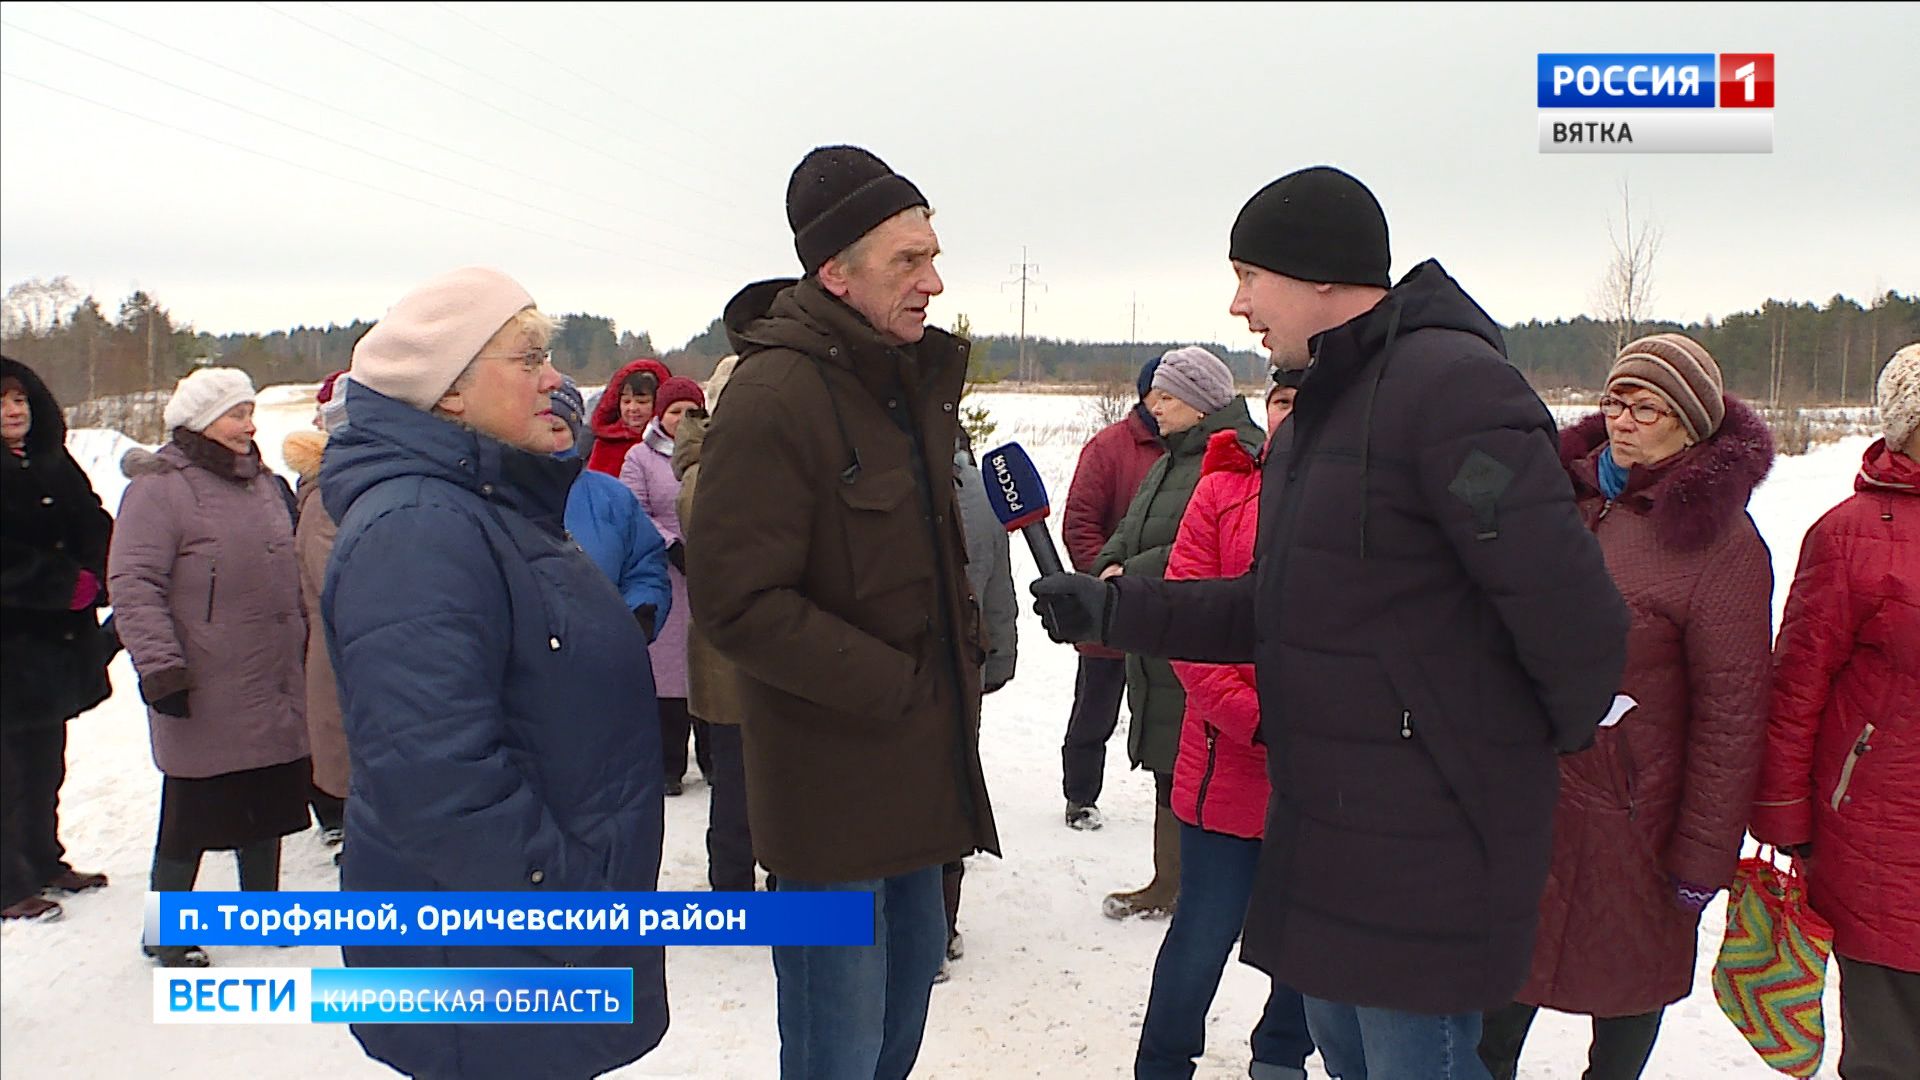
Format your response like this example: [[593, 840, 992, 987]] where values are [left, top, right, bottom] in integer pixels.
[[2, 1, 1914, 355]]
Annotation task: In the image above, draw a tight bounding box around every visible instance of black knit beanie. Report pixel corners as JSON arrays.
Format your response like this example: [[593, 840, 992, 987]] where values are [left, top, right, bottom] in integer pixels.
[[1229, 166, 1391, 287], [787, 146, 929, 273]]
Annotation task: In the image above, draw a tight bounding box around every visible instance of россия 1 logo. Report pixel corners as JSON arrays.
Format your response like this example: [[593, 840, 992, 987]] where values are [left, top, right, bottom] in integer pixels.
[[1536, 53, 1774, 154]]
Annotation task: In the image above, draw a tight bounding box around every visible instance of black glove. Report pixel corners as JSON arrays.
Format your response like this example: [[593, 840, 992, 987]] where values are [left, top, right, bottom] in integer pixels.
[[1029, 573, 1112, 645], [666, 540, 686, 573], [634, 604, 657, 641], [151, 691, 190, 719], [984, 677, 1009, 695], [140, 668, 191, 718]]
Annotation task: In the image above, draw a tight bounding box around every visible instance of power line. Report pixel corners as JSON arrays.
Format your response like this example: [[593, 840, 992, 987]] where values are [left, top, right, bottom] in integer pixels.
[[0, 16, 743, 277], [48, 0, 745, 259], [0, 68, 723, 282], [1001, 247, 1046, 383], [254, 1, 760, 253], [427, 1, 752, 204]]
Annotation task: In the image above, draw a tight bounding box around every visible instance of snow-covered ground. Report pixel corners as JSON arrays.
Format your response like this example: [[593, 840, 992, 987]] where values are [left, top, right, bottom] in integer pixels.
[[1, 387, 1870, 1078]]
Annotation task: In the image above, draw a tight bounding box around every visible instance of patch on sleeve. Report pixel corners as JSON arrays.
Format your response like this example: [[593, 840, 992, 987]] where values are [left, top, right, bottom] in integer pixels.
[[1447, 449, 1513, 540]]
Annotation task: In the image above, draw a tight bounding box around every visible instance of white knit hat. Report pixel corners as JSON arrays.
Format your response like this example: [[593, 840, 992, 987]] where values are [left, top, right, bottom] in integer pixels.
[[162, 367, 256, 433], [1878, 343, 1920, 450], [351, 267, 535, 410]]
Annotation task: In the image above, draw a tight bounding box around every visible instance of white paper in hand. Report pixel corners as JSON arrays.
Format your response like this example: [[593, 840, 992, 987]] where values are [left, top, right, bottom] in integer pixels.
[[1599, 694, 1638, 729]]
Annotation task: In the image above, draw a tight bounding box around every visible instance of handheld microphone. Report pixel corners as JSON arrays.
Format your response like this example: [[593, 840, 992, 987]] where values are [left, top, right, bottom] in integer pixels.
[[980, 441, 1065, 578]]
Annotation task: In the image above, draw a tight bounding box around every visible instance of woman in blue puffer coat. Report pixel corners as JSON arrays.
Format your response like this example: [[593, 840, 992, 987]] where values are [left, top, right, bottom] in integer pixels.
[[320, 267, 667, 1080]]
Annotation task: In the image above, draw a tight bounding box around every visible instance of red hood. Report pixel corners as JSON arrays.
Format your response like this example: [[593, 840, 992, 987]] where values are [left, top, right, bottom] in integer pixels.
[[1858, 437, 1920, 494], [1200, 427, 1259, 477], [591, 358, 673, 438]]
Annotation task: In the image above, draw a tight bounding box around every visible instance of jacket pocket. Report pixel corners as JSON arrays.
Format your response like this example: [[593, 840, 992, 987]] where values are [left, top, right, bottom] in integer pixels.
[[837, 467, 933, 642]]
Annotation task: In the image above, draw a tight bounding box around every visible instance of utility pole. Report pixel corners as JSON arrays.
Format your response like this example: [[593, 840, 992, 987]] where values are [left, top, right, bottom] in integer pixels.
[[1002, 247, 1044, 383], [1129, 293, 1138, 353]]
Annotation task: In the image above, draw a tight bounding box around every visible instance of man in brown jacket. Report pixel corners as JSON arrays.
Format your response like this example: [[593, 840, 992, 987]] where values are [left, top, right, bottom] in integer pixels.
[[688, 145, 998, 1080]]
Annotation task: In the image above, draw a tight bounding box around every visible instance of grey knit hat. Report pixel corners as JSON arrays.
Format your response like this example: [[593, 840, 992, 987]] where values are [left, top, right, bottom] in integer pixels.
[[1152, 346, 1236, 416]]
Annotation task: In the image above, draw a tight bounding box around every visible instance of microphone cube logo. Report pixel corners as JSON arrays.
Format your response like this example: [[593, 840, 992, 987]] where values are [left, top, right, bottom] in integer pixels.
[[1537, 52, 1774, 154]]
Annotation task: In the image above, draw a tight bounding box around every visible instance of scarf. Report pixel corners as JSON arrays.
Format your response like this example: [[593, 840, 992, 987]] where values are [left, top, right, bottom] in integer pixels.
[[1597, 445, 1630, 500]]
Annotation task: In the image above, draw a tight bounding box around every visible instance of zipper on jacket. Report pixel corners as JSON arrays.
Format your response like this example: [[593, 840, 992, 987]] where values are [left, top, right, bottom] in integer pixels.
[[1829, 723, 1876, 811], [1619, 729, 1639, 820], [205, 562, 218, 622], [1399, 710, 1412, 739], [1195, 727, 1221, 831]]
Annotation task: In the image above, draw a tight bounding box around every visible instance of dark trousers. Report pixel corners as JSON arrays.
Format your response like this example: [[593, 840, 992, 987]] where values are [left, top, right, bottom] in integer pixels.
[[1478, 1001, 1663, 1080], [1062, 656, 1127, 805], [703, 722, 755, 890], [659, 698, 712, 781], [1837, 954, 1920, 1080], [942, 860, 964, 941], [1, 724, 72, 907], [1136, 824, 1314, 1078], [307, 784, 345, 832], [150, 838, 282, 895]]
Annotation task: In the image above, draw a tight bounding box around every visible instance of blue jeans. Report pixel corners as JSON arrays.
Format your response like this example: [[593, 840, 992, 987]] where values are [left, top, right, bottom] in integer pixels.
[[1303, 997, 1491, 1080], [1136, 824, 1314, 1079], [772, 865, 948, 1080]]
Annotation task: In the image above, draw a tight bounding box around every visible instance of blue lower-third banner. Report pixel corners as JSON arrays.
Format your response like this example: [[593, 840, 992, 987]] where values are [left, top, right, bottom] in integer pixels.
[[146, 890, 875, 947], [153, 967, 633, 1024]]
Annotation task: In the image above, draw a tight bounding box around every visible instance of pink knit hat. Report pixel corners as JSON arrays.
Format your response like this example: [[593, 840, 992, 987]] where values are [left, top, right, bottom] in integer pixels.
[[351, 267, 534, 410]]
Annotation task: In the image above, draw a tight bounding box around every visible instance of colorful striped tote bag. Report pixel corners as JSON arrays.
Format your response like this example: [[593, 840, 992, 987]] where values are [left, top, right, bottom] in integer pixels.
[[1711, 849, 1836, 1077]]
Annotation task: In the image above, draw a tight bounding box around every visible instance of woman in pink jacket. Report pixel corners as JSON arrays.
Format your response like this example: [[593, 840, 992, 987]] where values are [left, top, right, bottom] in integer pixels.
[[621, 376, 710, 796], [1135, 374, 1314, 1080]]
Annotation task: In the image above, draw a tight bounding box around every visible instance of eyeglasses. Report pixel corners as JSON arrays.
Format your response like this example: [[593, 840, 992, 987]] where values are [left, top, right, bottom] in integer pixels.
[[476, 348, 552, 374], [1599, 395, 1673, 425]]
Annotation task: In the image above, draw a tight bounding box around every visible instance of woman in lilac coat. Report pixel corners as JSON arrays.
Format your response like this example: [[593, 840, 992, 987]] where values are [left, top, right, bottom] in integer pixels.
[[621, 375, 709, 795], [108, 367, 310, 968]]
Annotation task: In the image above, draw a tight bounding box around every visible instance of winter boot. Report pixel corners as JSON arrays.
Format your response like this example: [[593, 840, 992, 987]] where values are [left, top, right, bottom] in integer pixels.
[[236, 839, 281, 892], [145, 850, 206, 966], [1065, 802, 1105, 831], [1, 896, 64, 922], [142, 943, 211, 967], [1101, 804, 1180, 920]]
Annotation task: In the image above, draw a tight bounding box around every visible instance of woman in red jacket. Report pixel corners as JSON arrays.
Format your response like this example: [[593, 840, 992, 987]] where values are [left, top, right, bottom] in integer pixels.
[[1751, 343, 1920, 1080], [1481, 334, 1777, 1080], [584, 358, 671, 476], [1134, 374, 1314, 1080]]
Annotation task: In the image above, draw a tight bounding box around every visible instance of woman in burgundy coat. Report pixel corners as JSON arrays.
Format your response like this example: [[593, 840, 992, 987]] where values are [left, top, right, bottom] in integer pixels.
[[1751, 343, 1920, 1080], [1481, 335, 1776, 1080]]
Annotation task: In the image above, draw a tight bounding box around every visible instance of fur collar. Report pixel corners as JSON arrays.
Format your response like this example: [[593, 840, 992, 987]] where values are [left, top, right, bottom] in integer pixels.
[[1560, 394, 1774, 552]]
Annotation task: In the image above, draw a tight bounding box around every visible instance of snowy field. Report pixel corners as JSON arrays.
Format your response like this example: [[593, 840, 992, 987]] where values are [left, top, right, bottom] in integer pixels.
[[0, 385, 1871, 1078]]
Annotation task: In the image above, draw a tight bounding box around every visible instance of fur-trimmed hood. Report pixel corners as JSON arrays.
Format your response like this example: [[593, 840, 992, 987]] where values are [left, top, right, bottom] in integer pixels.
[[1560, 393, 1775, 552], [282, 430, 327, 483], [120, 445, 174, 478], [1200, 426, 1260, 477]]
